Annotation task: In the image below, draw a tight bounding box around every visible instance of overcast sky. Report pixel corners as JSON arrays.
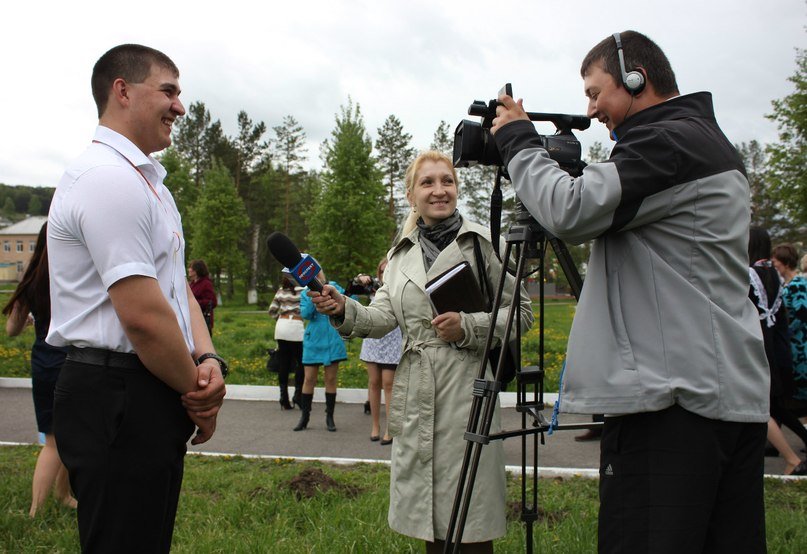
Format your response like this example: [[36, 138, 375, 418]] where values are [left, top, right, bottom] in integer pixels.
[[2, 0, 804, 187]]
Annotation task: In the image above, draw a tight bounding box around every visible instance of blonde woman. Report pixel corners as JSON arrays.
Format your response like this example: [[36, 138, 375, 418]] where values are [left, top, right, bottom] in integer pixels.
[[309, 151, 533, 553]]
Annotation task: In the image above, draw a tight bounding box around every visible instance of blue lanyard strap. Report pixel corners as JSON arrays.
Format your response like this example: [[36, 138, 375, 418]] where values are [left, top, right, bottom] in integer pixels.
[[547, 360, 566, 436]]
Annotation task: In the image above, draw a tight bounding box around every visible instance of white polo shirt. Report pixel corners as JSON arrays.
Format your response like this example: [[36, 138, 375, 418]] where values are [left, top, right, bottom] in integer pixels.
[[47, 126, 195, 354]]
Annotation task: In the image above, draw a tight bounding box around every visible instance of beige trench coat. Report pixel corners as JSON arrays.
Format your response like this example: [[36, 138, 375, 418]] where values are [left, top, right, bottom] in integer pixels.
[[337, 218, 533, 542]]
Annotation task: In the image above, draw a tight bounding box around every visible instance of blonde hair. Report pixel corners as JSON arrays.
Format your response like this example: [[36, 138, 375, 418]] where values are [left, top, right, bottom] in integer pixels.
[[376, 257, 388, 281], [401, 150, 459, 237]]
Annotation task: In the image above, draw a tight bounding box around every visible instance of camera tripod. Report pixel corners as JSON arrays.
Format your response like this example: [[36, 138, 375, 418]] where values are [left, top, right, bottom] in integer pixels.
[[443, 201, 590, 554]]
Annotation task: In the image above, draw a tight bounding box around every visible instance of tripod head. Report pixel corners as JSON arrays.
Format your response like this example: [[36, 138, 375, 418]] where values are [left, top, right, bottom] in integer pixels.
[[487, 170, 584, 300]]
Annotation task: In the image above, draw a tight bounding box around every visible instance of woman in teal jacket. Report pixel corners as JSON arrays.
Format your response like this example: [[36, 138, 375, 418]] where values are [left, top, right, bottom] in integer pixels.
[[294, 269, 347, 432]]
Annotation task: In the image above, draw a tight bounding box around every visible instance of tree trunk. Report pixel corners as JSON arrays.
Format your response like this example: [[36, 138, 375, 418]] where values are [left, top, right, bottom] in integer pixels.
[[284, 174, 291, 234], [248, 223, 260, 304]]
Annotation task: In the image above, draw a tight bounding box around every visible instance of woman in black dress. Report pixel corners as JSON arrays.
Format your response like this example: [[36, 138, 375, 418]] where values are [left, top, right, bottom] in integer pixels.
[[3, 223, 76, 515]]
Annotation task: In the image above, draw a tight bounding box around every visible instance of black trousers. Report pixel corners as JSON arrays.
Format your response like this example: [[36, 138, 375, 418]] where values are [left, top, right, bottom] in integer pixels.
[[276, 340, 303, 393], [598, 404, 767, 554], [54, 358, 194, 553]]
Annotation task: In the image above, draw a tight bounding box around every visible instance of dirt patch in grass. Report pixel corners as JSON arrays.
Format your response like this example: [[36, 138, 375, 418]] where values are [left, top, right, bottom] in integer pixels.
[[506, 500, 568, 526], [286, 467, 363, 500]]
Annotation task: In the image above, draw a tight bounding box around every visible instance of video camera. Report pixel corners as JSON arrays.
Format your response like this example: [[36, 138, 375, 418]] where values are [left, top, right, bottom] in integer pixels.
[[452, 83, 590, 177], [344, 275, 382, 296]]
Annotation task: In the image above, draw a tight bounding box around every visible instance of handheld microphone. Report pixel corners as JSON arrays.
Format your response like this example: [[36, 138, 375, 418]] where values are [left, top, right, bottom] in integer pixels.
[[266, 232, 324, 292]]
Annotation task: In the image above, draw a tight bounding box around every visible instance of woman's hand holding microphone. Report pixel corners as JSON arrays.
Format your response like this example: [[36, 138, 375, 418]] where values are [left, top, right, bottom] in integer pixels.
[[309, 284, 346, 317]]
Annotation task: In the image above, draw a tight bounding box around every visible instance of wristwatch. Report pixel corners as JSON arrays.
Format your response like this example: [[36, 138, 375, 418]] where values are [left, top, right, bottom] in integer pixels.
[[195, 353, 229, 379]]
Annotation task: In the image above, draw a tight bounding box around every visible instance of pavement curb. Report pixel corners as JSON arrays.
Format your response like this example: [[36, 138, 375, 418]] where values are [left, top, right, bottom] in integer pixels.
[[0, 377, 558, 408]]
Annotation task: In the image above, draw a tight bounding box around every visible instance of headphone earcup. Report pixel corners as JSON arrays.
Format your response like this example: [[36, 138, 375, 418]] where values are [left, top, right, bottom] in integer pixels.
[[624, 70, 645, 95], [613, 32, 646, 96]]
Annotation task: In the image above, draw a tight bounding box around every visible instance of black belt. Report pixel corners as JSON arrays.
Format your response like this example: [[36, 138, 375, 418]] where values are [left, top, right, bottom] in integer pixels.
[[66, 346, 146, 371]]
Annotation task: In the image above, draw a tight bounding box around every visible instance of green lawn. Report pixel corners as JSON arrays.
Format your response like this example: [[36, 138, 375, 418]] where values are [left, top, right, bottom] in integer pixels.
[[1, 446, 806, 553], [0, 299, 576, 391]]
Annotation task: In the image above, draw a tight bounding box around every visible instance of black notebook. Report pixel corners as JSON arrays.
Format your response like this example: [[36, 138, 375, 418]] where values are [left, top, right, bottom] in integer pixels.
[[425, 261, 486, 315]]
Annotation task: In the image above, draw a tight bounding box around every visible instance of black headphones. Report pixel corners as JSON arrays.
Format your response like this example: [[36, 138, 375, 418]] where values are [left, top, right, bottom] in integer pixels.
[[612, 32, 645, 95]]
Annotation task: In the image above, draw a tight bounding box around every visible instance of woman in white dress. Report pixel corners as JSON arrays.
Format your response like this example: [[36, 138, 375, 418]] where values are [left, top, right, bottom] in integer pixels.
[[358, 258, 401, 444]]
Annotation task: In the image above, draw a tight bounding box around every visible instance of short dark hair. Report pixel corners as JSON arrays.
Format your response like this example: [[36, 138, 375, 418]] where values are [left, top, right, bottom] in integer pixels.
[[772, 243, 799, 270], [190, 259, 210, 278], [91, 44, 179, 118], [580, 30, 679, 97]]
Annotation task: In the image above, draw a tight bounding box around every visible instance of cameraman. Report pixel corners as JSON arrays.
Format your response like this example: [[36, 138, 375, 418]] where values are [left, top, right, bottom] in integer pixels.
[[492, 31, 769, 553]]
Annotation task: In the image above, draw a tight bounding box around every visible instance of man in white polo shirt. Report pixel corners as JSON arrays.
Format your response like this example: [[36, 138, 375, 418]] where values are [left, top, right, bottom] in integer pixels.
[[47, 44, 226, 553]]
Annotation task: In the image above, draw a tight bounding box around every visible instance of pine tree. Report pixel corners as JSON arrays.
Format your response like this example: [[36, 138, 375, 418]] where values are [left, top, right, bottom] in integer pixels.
[[309, 100, 394, 282], [171, 101, 218, 188], [271, 115, 308, 234], [586, 141, 610, 163], [27, 195, 42, 215], [190, 162, 250, 299], [159, 148, 196, 245], [2, 197, 15, 216], [736, 140, 795, 241], [375, 115, 415, 230], [430, 121, 453, 156], [229, 111, 268, 302], [233, 111, 268, 194]]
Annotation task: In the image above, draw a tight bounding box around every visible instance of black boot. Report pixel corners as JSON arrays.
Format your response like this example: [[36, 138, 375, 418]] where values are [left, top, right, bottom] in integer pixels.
[[279, 388, 293, 410], [292, 365, 304, 409], [294, 393, 313, 431], [325, 392, 337, 432], [278, 368, 293, 410]]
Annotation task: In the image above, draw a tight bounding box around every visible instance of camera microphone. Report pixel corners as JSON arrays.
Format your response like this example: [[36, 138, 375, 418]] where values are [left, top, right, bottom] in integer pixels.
[[266, 232, 323, 292]]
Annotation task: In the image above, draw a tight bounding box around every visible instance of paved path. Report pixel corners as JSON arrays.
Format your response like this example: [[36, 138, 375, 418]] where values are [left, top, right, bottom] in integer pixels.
[[0, 383, 800, 477]]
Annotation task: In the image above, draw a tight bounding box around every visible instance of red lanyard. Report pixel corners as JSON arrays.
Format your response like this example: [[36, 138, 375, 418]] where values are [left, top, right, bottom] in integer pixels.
[[92, 139, 165, 207], [92, 140, 180, 244]]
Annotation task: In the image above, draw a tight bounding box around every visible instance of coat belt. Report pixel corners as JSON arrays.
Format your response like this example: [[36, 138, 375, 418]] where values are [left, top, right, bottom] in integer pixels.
[[388, 337, 446, 464]]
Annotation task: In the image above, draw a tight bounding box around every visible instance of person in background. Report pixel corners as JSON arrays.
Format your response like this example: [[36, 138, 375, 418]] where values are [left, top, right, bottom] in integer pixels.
[[295, 268, 347, 432], [189, 259, 217, 335], [2, 222, 77, 517], [268, 276, 304, 410], [748, 228, 807, 475], [357, 258, 401, 444], [309, 150, 533, 553], [772, 244, 807, 409]]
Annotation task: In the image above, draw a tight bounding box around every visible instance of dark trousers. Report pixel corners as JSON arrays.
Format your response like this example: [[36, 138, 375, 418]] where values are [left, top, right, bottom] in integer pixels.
[[277, 340, 303, 393], [598, 404, 767, 554], [54, 359, 194, 553]]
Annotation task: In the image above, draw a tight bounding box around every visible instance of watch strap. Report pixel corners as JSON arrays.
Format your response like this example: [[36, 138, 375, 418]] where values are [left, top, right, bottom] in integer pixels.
[[195, 352, 228, 378]]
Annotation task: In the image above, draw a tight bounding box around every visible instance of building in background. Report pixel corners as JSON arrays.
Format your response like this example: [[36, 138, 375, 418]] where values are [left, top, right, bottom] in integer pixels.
[[0, 216, 47, 281]]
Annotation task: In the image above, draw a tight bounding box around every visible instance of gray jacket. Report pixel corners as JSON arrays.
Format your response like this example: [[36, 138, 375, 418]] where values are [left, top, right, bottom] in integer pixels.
[[495, 92, 769, 422]]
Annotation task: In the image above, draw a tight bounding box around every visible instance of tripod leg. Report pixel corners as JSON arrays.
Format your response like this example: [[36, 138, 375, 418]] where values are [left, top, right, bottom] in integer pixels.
[[445, 241, 530, 553]]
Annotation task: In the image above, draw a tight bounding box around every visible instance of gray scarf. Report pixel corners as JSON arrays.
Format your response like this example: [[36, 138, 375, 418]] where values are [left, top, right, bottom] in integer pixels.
[[417, 210, 462, 271]]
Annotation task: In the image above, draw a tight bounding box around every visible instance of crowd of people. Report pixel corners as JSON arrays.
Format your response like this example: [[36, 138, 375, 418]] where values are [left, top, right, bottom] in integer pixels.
[[3, 30, 807, 554], [748, 228, 807, 476]]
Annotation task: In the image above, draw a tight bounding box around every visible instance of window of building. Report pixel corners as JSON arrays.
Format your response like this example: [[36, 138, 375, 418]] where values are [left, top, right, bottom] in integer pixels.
[[16, 241, 23, 253], [17, 261, 23, 273], [29, 241, 36, 252], [3, 241, 8, 252]]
